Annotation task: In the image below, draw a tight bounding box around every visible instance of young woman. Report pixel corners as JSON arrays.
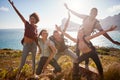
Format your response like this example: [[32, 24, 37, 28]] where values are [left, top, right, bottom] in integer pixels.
[[56, 25, 117, 80], [35, 29, 61, 78], [8, 0, 40, 76]]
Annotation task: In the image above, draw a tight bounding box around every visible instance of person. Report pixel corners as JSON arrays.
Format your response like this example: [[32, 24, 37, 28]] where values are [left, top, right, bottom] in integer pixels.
[[35, 29, 61, 78], [64, 3, 120, 79], [56, 25, 117, 80], [8, 0, 41, 77], [64, 3, 120, 45], [49, 12, 78, 63]]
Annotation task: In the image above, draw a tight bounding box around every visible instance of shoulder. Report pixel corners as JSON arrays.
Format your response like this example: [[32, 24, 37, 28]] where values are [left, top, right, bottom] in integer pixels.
[[25, 21, 29, 25], [38, 37, 42, 41], [49, 35, 55, 41], [83, 15, 89, 20], [94, 19, 103, 31], [95, 19, 99, 23], [47, 39, 55, 46], [25, 21, 30, 28]]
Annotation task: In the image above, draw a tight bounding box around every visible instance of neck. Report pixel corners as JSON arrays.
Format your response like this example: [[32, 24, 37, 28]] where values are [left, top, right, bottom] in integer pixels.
[[89, 16, 95, 20], [42, 37, 47, 42]]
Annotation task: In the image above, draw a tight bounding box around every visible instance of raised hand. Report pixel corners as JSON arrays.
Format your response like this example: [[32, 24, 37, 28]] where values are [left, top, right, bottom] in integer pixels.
[[8, 0, 14, 5], [64, 3, 69, 10], [55, 25, 62, 32]]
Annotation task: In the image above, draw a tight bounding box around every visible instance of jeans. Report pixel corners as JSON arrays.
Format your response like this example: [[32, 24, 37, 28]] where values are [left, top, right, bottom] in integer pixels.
[[36, 57, 61, 75], [73, 49, 103, 80], [54, 48, 78, 62], [19, 42, 37, 72]]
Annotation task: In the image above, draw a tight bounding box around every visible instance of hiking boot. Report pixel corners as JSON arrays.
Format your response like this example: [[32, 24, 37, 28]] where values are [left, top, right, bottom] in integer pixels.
[[72, 63, 80, 80], [85, 64, 89, 70]]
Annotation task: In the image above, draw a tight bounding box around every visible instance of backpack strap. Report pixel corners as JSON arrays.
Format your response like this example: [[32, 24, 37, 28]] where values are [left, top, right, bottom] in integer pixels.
[[75, 38, 80, 57], [91, 20, 97, 35]]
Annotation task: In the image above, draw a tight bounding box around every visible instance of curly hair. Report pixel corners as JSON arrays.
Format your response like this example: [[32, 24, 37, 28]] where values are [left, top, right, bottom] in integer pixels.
[[30, 12, 40, 23]]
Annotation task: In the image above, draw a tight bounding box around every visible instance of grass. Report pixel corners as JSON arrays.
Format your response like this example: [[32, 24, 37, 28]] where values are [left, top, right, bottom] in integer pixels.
[[0, 47, 120, 80]]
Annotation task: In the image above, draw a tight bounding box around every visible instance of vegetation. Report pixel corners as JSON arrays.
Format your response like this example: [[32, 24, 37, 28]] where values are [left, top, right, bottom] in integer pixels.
[[0, 47, 120, 80]]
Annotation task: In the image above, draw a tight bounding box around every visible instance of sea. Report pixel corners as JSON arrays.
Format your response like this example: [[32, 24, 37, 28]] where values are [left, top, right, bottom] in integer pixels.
[[0, 29, 120, 50]]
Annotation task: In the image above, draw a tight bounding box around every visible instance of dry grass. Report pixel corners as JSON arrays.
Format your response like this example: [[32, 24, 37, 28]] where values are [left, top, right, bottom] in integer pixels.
[[0, 47, 120, 80]]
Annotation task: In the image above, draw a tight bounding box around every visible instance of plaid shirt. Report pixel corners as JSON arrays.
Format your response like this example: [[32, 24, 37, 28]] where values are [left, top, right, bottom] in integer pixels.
[[24, 21, 38, 40]]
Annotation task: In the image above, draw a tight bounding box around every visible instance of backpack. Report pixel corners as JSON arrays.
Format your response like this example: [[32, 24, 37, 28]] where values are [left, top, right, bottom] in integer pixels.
[[49, 36, 67, 53]]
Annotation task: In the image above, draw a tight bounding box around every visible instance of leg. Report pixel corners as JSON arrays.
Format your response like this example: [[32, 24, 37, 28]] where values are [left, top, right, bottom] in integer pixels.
[[90, 51, 104, 80], [16, 43, 30, 79], [73, 53, 90, 80], [31, 42, 37, 74], [50, 58, 61, 73], [36, 57, 48, 75], [54, 52, 62, 61], [19, 43, 30, 72], [64, 49, 78, 62]]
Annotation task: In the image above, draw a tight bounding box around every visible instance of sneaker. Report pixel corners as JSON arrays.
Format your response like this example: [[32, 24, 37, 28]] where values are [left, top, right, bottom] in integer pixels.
[[35, 75, 39, 80]]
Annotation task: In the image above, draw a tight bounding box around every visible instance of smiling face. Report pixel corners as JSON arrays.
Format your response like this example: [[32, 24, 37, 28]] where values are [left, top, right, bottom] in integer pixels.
[[29, 16, 37, 25], [29, 13, 39, 25], [53, 31, 61, 40], [90, 8, 98, 18], [40, 30, 48, 39]]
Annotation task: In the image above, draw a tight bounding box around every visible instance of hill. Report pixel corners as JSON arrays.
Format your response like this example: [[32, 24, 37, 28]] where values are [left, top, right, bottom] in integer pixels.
[[61, 13, 120, 31], [0, 47, 120, 80]]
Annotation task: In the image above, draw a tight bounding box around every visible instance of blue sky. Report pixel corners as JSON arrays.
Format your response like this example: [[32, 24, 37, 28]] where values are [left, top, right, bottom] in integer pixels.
[[0, 0, 120, 29]]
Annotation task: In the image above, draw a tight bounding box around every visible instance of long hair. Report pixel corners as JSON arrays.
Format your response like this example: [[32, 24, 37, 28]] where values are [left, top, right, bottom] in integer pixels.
[[38, 29, 47, 37]]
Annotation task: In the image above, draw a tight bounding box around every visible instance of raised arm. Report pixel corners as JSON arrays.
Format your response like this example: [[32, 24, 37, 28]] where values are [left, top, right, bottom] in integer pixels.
[[64, 3, 86, 19], [103, 31, 120, 45], [56, 25, 77, 43], [62, 12, 70, 33], [8, 0, 26, 24], [86, 25, 117, 41]]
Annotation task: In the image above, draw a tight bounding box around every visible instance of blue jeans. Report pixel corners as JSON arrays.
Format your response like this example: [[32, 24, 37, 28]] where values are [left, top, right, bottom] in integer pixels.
[[19, 42, 37, 72], [36, 57, 61, 75]]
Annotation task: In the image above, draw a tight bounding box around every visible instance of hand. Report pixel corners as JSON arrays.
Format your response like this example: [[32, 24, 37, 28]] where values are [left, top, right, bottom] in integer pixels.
[[64, 3, 69, 10], [8, 0, 14, 5], [108, 25, 117, 31], [55, 25, 62, 32]]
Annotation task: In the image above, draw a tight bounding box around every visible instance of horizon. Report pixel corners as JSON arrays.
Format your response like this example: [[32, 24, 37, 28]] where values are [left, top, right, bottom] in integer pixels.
[[0, 0, 120, 29]]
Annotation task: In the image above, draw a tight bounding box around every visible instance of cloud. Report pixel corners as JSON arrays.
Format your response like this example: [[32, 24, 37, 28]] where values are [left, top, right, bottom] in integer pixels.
[[107, 5, 120, 13], [0, 6, 9, 12]]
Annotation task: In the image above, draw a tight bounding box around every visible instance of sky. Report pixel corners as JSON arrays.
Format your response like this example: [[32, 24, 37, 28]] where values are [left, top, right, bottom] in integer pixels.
[[0, 0, 120, 30]]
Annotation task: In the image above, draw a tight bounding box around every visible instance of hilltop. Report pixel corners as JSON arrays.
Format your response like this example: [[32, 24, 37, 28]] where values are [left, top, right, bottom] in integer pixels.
[[0, 47, 120, 80]]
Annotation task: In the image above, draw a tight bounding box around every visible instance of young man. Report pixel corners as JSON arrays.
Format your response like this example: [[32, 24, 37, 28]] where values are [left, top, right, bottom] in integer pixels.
[[8, 0, 40, 77], [56, 25, 117, 80], [64, 3, 120, 80], [49, 12, 77, 62], [35, 29, 61, 78], [64, 4, 120, 45]]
